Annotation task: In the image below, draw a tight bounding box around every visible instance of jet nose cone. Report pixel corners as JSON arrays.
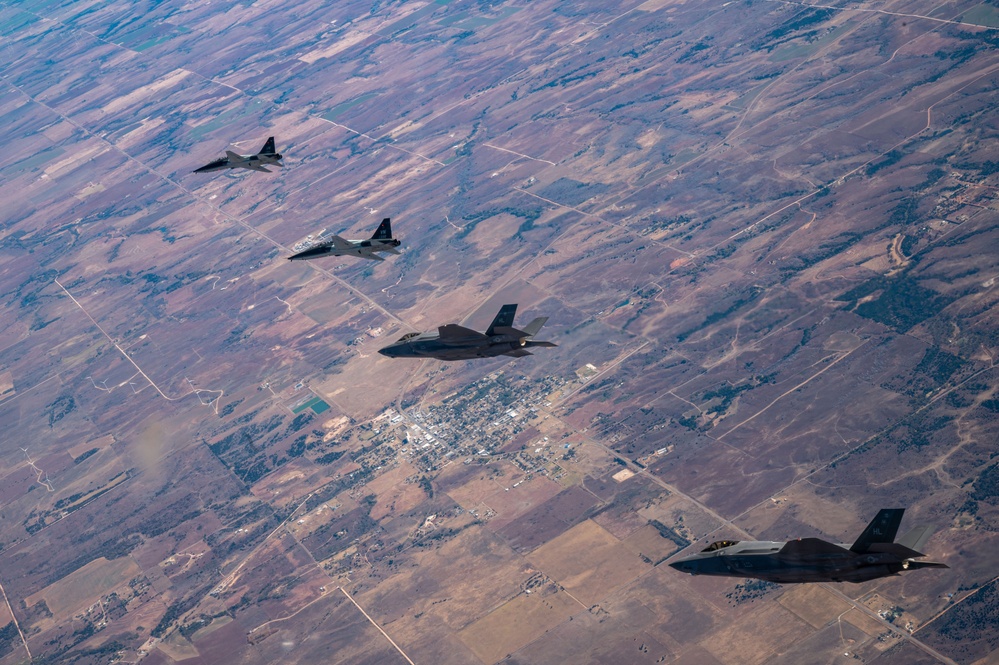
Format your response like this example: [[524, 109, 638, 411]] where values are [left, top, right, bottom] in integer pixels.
[[378, 347, 391, 357]]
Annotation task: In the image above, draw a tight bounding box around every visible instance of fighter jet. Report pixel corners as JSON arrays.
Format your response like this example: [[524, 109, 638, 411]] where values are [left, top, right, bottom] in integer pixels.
[[668, 509, 948, 583], [193, 137, 283, 173], [287, 218, 401, 262], [378, 304, 556, 361]]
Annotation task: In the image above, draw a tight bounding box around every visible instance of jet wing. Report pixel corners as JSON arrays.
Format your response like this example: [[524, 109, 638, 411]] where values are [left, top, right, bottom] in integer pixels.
[[777, 538, 851, 560], [382, 245, 401, 255], [225, 150, 243, 161], [248, 164, 272, 173], [437, 325, 489, 346], [503, 348, 534, 357], [323, 235, 354, 250], [194, 158, 229, 173]]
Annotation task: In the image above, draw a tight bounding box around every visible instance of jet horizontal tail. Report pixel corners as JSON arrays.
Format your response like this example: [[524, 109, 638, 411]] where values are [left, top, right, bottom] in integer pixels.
[[521, 317, 548, 337], [897, 525, 935, 554], [491, 326, 527, 338], [867, 542, 925, 559]]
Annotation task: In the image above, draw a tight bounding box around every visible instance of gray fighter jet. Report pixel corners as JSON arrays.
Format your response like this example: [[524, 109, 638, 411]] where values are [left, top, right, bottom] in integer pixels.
[[668, 509, 948, 583], [194, 137, 283, 173], [378, 304, 556, 361], [288, 218, 401, 262]]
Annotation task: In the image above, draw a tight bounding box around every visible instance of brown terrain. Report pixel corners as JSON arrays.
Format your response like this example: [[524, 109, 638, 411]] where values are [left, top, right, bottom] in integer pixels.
[[0, 0, 998, 663]]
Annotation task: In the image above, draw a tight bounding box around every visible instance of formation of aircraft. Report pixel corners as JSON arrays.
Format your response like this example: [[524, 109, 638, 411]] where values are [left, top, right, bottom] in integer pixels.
[[188, 137, 948, 586], [668, 509, 947, 583], [378, 304, 556, 361], [287, 218, 401, 262], [194, 136, 284, 173]]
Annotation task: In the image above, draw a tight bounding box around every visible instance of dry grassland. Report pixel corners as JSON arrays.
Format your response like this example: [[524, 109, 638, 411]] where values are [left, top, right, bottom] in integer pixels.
[[458, 585, 579, 664], [699, 602, 811, 665], [26, 556, 140, 620], [527, 519, 649, 606], [777, 585, 853, 629]]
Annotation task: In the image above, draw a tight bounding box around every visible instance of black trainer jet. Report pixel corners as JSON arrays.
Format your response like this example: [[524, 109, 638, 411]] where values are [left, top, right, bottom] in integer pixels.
[[194, 137, 283, 173], [378, 304, 556, 361], [288, 218, 401, 262], [668, 509, 948, 583]]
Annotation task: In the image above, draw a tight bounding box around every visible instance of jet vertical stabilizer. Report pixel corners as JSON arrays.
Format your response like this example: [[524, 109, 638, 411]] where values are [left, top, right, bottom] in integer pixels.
[[486, 304, 518, 337], [850, 509, 905, 553]]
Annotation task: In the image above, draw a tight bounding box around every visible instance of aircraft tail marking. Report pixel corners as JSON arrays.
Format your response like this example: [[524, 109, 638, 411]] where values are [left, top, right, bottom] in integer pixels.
[[486, 304, 518, 337], [260, 137, 277, 155], [850, 509, 905, 553], [371, 218, 393, 240]]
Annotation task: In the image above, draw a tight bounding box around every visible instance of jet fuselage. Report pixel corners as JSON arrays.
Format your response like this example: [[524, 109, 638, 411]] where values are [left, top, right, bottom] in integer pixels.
[[667, 539, 923, 583], [378, 304, 556, 361], [194, 152, 284, 173], [378, 333, 536, 361], [288, 237, 401, 261]]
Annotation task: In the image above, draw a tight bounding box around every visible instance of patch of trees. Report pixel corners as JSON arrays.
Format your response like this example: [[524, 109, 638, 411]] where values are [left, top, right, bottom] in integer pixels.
[[73, 448, 99, 464], [914, 347, 964, 386], [648, 519, 690, 548], [303, 467, 374, 513], [866, 149, 907, 176], [46, 394, 76, 427], [286, 412, 313, 433], [955, 160, 999, 176], [315, 450, 344, 465], [676, 285, 763, 342], [0, 622, 19, 659], [418, 476, 434, 498], [676, 39, 712, 64], [152, 593, 205, 638], [288, 435, 307, 458], [838, 272, 955, 332], [968, 463, 999, 507], [135, 496, 203, 539], [536, 177, 610, 207], [925, 578, 999, 657], [726, 579, 780, 604], [44, 535, 141, 589], [219, 397, 244, 418], [761, 8, 834, 43]]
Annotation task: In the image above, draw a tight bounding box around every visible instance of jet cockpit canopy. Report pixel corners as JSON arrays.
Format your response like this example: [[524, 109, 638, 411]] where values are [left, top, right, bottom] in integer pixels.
[[397, 332, 420, 342], [701, 540, 740, 553]]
